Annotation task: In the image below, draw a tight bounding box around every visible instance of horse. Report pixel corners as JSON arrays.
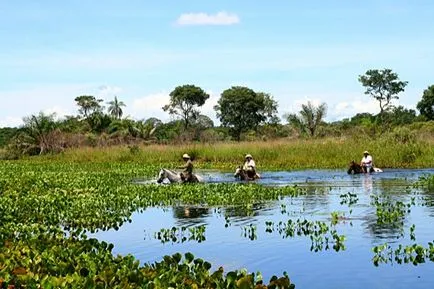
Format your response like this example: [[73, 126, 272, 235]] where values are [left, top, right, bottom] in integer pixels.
[[156, 168, 203, 184], [234, 166, 261, 181], [347, 160, 383, 174]]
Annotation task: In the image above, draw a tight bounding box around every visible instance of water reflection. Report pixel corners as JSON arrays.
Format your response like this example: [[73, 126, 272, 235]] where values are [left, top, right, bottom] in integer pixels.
[[173, 206, 210, 226], [363, 174, 373, 194], [96, 169, 434, 289]]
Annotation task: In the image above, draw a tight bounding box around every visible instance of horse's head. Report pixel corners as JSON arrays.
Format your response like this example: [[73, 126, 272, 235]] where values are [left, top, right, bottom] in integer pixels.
[[156, 169, 166, 183], [234, 166, 241, 178], [348, 160, 363, 174], [349, 160, 356, 168]]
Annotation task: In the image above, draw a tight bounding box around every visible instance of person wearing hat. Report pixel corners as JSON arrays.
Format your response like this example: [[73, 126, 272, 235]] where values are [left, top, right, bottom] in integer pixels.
[[360, 151, 374, 173], [179, 153, 197, 183], [242, 154, 257, 179]]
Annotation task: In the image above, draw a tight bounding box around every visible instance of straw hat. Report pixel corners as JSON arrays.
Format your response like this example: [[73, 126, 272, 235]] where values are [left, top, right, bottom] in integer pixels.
[[363, 151, 369, 154], [183, 154, 191, 159], [245, 154, 253, 159]]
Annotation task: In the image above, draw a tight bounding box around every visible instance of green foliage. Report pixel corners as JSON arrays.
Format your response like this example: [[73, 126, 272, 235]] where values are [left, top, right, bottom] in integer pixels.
[[265, 218, 346, 252], [371, 195, 411, 225], [215, 87, 278, 141], [417, 175, 434, 192], [358, 69, 408, 115], [383, 106, 417, 126], [0, 161, 298, 288], [163, 84, 210, 129], [86, 112, 113, 133], [285, 101, 327, 137], [0, 127, 18, 147], [75, 95, 103, 118], [372, 242, 434, 266], [417, 85, 434, 120], [155, 225, 206, 244], [383, 127, 423, 164], [5, 112, 60, 156]]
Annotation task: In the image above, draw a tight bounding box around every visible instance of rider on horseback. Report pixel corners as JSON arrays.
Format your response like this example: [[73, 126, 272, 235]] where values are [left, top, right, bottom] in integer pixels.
[[361, 151, 374, 173], [179, 154, 198, 183], [243, 154, 257, 179]]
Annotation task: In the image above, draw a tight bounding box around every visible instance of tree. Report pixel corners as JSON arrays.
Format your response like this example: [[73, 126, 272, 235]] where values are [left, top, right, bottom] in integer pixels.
[[10, 112, 59, 155], [358, 69, 408, 115], [0, 127, 18, 147], [384, 105, 416, 125], [285, 101, 327, 137], [416, 85, 434, 120], [75, 95, 103, 118], [86, 111, 112, 133], [193, 115, 214, 130], [257, 92, 280, 125], [214, 86, 276, 141], [163, 85, 210, 130], [107, 96, 126, 119]]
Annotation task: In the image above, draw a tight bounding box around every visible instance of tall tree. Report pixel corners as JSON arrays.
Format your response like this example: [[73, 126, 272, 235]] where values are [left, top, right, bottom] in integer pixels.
[[285, 101, 327, 137], [75, 95, 103, 118], [107, 96, 126, 119], [416, 85, 434, 120], [214, 86, 276, 141], [358, 69, 408, 115], [163, 85, 210, 129]]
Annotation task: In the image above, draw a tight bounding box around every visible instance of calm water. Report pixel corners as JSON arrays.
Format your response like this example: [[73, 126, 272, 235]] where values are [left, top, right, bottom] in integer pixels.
[[95, 169, 434, 289]]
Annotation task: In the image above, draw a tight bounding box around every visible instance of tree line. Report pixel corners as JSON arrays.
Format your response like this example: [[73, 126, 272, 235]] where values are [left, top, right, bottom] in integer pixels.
[[1, 68, 434, 157]]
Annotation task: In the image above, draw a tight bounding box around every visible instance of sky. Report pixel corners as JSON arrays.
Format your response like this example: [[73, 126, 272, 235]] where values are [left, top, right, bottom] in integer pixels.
[[1, 0, 434, 127]]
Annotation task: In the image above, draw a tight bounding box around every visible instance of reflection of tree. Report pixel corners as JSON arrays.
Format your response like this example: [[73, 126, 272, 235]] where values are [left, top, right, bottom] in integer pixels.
[[299, 185, 330, 214], [362, 193, 407, 241], [419, 187, 434, 216], [362, 216, 405, 241], [172, 206, 209, 225], [223, 203, 268, 218]]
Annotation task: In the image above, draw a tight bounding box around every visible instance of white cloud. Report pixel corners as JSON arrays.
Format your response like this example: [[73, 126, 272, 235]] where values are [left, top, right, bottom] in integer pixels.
[[200, 90, 219, 122], [176, 11, 240, 26], [97, 85, 123, 99], [0, 116, 23, 128], [43, 106, 73, 120], [0, 83, 113, 128], [130, 92, 171, 121], [282, 96, 324, 116], [330, 99, 379, 120]]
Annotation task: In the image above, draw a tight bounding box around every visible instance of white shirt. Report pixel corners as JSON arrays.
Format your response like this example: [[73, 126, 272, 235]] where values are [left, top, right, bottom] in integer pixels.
[[361, 155, 373, 167], [243, 159, 256, 170]]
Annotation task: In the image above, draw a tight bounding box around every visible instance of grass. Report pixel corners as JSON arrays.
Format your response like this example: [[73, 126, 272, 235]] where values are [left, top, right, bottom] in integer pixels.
[[29, 136, 434, 170]]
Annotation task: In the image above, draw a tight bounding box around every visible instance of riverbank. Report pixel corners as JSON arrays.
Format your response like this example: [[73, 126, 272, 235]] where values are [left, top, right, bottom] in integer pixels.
[[13, 136, 434, 170]]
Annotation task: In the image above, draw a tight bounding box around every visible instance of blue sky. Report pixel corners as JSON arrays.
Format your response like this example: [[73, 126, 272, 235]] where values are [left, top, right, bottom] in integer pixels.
[[1, 0, 433, 127]]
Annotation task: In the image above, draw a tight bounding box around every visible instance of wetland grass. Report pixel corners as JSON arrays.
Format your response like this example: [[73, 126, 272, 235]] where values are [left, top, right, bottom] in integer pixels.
[[33, 136, 434, 170]]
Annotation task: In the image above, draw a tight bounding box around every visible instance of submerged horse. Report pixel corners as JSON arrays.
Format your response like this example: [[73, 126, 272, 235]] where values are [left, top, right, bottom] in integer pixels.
[[156, 168, 204, 184], [347, 160, 383, 174], [234, 166, 261, 181]]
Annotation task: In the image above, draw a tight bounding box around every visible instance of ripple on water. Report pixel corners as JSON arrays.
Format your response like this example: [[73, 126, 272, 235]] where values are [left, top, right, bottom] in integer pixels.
[[94, 168, 434, 289]]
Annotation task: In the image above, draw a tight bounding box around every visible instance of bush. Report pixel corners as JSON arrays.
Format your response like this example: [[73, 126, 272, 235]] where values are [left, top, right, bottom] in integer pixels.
[[388, 127, 417, 144]]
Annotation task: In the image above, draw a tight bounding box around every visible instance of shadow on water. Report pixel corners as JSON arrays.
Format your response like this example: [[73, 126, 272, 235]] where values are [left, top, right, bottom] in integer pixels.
[[98, 168, 434, 289]]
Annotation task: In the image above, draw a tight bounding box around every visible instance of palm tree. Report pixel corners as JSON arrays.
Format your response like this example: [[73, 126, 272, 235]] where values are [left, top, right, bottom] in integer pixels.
[[107, 96, 126, 119], [19, 112, 58, 154], [286, 101, 327, 137]]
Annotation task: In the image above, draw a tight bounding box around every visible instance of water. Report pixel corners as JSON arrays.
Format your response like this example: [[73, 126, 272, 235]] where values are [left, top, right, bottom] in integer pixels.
[[95, 169, 434, 289]]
